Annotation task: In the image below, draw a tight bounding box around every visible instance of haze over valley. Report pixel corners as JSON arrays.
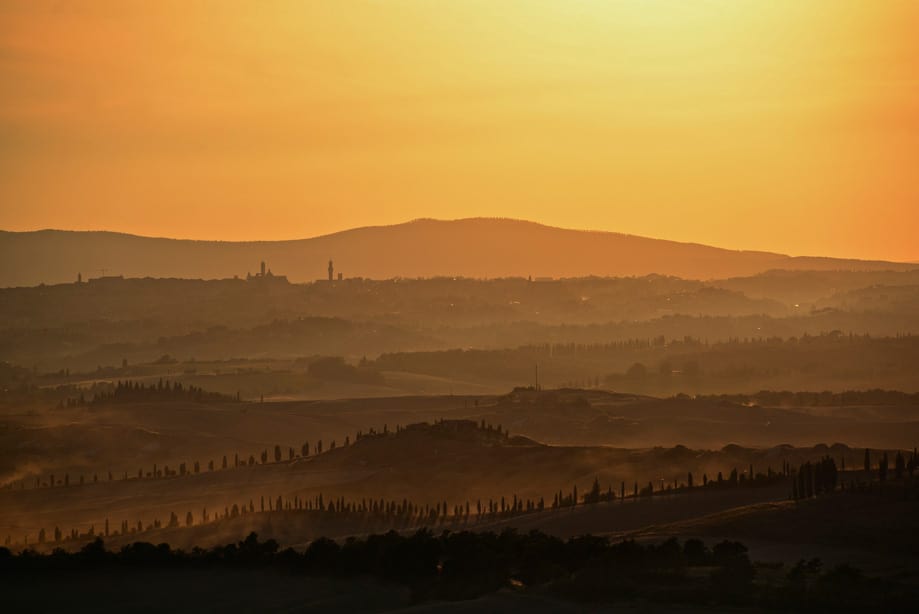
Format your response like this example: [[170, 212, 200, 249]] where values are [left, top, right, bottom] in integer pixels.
[[3, 2, 919, 611]]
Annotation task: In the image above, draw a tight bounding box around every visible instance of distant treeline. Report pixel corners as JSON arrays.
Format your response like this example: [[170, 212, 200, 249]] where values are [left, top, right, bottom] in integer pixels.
[[45, 379, 238, 408], [372, 332, 919, 392], [1, 361, 382, 405], [0, 368, 242, 406], [5, 330, 919, 399], [697, 389, 919, 407], [2, 531, 915, 609], [89, 379, 237, 405]]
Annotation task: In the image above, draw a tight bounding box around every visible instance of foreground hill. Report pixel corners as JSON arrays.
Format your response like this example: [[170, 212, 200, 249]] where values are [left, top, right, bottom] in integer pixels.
[[2, 218, 913, 286]]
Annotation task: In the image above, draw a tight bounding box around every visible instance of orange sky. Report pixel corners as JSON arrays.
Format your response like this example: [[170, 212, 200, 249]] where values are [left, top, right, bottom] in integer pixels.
[[1, 1, 917, 261]]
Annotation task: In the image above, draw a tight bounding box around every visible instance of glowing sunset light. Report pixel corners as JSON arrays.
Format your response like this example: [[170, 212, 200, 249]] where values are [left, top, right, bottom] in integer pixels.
[[1, 0, 917, 261]]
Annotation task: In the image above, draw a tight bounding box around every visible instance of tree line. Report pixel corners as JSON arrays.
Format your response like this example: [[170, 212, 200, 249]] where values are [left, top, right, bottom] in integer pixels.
[[7, 418, 513, 490], [698, 389, 919, 407], [5, 457, 794, 549], [9, 453, 918, 550], [2, 531, 915, 610], [90, 379, 237, 405]]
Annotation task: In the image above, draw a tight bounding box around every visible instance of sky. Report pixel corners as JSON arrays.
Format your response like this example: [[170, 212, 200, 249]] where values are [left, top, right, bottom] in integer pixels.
[[1, 0, 917, 261]]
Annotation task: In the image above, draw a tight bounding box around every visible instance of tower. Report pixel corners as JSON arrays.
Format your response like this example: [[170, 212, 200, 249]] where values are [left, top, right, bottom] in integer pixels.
[[260, 261, 266, 277], [328, 259, 334, 282]]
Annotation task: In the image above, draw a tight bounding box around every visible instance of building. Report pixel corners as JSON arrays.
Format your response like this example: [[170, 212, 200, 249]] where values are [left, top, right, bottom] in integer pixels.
[[247, 261, 288, 283]]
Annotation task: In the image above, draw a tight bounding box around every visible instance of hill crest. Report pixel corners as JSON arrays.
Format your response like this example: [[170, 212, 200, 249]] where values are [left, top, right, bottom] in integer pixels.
[[1, 218, 913, 287]]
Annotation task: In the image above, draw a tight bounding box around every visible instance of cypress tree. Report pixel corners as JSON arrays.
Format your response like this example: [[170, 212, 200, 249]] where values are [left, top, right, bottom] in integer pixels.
[[895, 452, 905, 480]]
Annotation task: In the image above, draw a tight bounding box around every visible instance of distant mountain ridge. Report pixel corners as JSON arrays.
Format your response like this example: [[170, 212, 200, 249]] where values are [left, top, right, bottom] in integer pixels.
[[0, 218, 913, 287]]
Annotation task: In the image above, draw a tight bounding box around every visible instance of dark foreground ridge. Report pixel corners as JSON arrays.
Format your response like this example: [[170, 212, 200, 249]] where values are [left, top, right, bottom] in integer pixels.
[[2, 530, 916, 611]]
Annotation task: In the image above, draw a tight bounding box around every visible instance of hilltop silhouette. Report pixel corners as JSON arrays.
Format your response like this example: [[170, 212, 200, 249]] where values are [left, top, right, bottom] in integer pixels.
[[1, 218, 913, 286]]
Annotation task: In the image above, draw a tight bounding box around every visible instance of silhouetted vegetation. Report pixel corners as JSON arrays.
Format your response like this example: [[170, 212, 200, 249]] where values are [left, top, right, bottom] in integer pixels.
[[89, 379, 237, 405], [4, 422, 824, 548], [790, 457, 838, 499], [698, 389, 919, 407], [1, 531, 915, 609], [375, 332, 919, 394]]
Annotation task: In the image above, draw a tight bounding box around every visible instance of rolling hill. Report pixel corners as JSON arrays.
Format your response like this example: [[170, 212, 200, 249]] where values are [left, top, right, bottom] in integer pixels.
[[1, 218, 913, 287]]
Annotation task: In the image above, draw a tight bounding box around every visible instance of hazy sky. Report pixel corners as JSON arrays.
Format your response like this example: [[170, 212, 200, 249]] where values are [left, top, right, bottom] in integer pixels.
[[1, 1, 917, 261]]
